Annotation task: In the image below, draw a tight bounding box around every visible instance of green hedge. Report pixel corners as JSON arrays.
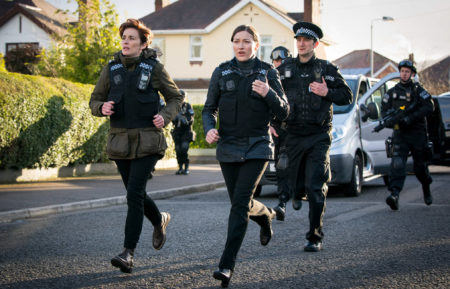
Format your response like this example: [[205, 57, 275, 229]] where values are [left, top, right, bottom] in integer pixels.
[[0, 71, 176, 170], [191, 104, 217, 149]]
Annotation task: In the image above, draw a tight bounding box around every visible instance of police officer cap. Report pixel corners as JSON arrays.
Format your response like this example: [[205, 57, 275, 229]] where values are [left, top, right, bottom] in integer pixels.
[[270, 46, 291, 60], [293, 22, 323, 41], [398, 59, 417, 73]]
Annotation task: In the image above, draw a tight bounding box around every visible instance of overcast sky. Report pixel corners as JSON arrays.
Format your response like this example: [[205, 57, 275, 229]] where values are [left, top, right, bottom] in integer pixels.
[[49, 0, 449, 69]]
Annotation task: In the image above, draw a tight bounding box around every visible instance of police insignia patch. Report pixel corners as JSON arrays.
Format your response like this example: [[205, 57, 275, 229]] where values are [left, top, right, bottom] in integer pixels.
[[226, 80, 235, 91], [113, 74, 122, 85]]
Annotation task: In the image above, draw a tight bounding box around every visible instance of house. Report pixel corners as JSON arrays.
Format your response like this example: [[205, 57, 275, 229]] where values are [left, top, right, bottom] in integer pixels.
[[140, 0, 328, 102], [333, 49, 398, 79], [419, 56, 450, 95], [0, 0, 76, 59]]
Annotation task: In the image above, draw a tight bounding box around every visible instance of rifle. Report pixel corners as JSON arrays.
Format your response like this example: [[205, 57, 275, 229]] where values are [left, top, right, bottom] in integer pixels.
[[373, 103, 416, 133]]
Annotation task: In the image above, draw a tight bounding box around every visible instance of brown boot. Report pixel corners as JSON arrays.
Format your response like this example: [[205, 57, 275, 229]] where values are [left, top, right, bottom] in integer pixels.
[[153, 212, 171, 250], [111, 248, 134, 273], [260, 208, 276, 246]]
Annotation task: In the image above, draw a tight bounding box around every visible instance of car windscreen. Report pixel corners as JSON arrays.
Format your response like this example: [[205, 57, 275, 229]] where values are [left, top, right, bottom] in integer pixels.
[[333, 78, 357, 114]]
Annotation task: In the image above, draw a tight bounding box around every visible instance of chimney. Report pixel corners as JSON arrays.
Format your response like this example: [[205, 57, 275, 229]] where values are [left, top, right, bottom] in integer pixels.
[[304, 0, 321, 24], [155, 0, 171, 12]]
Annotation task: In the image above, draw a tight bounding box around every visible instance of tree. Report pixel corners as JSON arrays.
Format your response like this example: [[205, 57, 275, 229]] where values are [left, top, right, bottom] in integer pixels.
[[34, 0, 120, 84]]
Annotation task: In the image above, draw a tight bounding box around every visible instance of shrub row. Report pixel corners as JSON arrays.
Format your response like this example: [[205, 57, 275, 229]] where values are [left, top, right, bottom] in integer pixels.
[[0, 71, 184, 169]]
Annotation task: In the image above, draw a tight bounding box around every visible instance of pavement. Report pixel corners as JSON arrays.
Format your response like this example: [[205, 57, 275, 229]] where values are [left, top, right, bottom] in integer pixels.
[[0, 164, 225, 223]]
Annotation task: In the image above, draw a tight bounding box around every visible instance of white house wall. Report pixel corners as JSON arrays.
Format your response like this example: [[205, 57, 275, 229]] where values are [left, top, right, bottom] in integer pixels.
[[157, 3, 295, 80], [0, 13, 52, 55]]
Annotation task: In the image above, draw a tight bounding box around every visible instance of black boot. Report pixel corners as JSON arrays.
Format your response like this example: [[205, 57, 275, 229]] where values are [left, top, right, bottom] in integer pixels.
[[292, 198, 302, 211], [175, 163, 183, 175], [213, 268, 233, 288], [422, 184, 432, 205], [273, 202, 286, 221], [111, 248, 134, 273], [182, 161, 190, 175], [386, 191, 399, 211]]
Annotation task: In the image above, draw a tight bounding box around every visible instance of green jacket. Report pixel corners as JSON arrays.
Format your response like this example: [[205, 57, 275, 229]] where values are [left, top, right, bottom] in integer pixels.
[[89, 48, 183, 159]]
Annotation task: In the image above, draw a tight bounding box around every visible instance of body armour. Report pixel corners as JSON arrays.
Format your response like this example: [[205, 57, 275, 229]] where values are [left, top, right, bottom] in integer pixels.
[[217, 58, 272, 137], [382, 81, 432, 131], [107, 58, 160, 128], [278, 57, 339, 135]]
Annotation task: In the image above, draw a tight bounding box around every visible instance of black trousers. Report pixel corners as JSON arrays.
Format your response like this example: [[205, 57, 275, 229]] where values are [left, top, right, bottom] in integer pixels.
[[287, 132, 331, 242], [219, 159, 272, 270], [174, 139, 190, 167], [388, 130, 432, 194], [115, 155, 162, 249], [273, 128, 290, 203]]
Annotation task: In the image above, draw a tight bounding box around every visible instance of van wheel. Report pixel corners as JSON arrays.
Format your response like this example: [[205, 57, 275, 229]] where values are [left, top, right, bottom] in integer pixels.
[[254, 184, 262, 197], [345, 154, 363, 197]]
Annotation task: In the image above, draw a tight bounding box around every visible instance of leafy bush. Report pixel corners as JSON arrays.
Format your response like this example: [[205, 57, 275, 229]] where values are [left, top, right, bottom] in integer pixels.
[[0, 54, 6, 72], [0, 71, 175, 169], [190, 105, 217, 149]]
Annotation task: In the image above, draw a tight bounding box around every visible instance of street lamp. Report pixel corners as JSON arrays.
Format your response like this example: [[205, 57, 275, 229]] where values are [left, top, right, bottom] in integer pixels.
[[370, 16, 394, 77]]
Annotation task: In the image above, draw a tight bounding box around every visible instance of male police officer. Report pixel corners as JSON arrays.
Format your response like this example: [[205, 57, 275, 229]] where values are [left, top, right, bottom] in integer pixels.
[[269, 46, 293, 221], [277, 22, 352, 251], [172, 90, 195, 175], [382, 59, 433, 210]]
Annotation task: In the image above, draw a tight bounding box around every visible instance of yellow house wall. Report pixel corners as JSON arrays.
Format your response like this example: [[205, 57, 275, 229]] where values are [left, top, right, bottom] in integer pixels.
[[155, 3, 297, 80]]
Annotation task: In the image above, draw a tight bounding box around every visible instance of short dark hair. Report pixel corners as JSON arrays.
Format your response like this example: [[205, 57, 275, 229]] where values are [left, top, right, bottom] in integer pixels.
[[230, 25, 260, 43], [119, 18, 153, 47]]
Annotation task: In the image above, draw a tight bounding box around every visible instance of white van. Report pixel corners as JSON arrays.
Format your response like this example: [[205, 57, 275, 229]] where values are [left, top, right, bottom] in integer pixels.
[[330, 73, 398, 196]]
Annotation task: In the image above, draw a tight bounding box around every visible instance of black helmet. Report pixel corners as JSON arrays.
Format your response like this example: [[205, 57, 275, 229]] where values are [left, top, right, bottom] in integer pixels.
[[398, 59, 417, 73], [270, 46, 291, 60]]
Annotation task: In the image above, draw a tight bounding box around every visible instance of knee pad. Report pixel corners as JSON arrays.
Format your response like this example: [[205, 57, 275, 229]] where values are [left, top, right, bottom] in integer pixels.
[[392, 156, 404, 170]]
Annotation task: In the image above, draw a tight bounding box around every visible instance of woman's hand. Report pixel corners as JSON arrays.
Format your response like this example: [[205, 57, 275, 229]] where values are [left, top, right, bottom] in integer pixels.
[[252, 79, 269, 98], [102, 101, 115, 116], [206, 129, 220, 144], [153, 114, 165, 128]]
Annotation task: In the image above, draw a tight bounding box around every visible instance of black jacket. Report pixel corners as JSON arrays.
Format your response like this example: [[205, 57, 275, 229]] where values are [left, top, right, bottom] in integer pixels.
[[277, 55, 352, 136], [202, 57, 289, 162]]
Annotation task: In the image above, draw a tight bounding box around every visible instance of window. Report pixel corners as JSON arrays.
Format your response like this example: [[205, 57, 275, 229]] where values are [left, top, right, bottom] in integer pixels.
[[6, 43, 39, 54], [151, 38, 165, 64], [190, 35, 202, 61], [257, 35, 272, 63]]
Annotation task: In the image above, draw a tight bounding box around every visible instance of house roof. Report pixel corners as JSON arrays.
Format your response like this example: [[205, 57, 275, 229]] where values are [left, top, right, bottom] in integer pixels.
[[333, 49, 398, 76], [140, 0, 303, 33], [0, 0, 76, 37]]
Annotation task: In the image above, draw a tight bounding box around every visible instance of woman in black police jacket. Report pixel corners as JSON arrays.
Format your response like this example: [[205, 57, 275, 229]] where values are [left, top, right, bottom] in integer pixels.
[[202, 24, 289, 287], [89, 19, 183, 274]]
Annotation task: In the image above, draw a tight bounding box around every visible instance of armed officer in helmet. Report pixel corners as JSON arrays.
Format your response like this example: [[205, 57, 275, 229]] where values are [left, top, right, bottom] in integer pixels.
[[268, 46, 293, 221], [277, 22, 352, 252], [382, 59, 434, 210], [172, 90, 195, 175]]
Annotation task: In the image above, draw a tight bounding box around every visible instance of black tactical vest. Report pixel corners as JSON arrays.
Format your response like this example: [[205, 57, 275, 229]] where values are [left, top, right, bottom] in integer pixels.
[[391, 82, 419, 110], [217, 59, 272, 137], [107, 58, 160, 128], [278, 57, 333, 135]]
